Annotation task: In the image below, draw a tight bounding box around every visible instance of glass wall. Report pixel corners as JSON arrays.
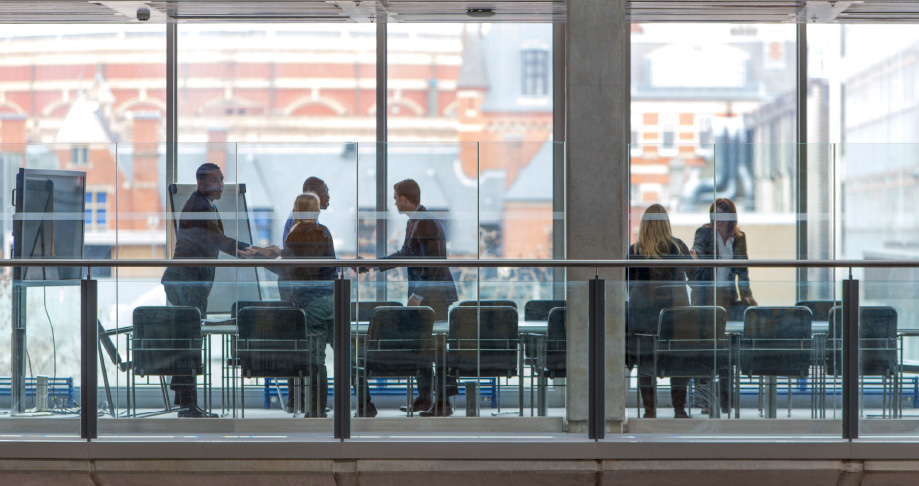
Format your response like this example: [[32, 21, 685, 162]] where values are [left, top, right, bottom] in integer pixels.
[[0, 24, 164, 434]]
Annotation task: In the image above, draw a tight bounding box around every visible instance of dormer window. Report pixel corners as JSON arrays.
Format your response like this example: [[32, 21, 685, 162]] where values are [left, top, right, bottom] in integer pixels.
[[521, 48, 549, 96]]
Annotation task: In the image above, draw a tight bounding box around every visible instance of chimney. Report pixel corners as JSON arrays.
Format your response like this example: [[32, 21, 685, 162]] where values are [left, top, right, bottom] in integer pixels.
[[127, 111, 162, 230], [206, 127, 229, 173], [0, 113, 27, 149]]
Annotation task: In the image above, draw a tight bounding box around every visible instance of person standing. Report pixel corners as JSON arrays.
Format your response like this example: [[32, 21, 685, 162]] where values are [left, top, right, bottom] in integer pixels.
[[628, 204, 693, 419], [161, 162, 273, 418], [363, 179, 459, 416], [690, 197, 757, 415], [282, 177, 330, 242], [278, 192, 351, 417]]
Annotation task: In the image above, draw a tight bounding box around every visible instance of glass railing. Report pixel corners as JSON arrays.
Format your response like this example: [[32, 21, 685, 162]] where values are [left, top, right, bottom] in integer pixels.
[[3, 141, 919, 443]]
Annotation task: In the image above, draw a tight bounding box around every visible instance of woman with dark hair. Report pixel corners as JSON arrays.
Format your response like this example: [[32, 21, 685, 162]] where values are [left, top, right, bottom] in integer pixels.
[[690, 197, 757, 415], [628, 204, 692, 419], [690, 198, 757, 312]]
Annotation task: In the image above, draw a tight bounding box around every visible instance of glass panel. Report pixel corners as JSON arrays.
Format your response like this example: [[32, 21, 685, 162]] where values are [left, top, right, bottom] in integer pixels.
[[349, 142, 575, 438], [387, 24, 553, 144], [857, 276, 914, 437], [177, 24, 376, 144], [2, 143, 91, 438]]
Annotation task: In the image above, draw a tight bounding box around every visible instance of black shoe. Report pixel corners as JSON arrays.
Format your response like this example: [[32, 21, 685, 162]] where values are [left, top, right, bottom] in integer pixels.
[[304, 411, 328, 418], [356, 402, 378, 418], [399, 398, 433, 413], [178, 405, 217, 418], [419, 404, 453, 417], [674, 409, 689, 419]]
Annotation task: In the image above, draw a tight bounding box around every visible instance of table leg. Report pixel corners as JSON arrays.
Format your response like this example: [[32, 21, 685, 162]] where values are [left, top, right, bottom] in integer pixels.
[[767, 375, 777, 418]]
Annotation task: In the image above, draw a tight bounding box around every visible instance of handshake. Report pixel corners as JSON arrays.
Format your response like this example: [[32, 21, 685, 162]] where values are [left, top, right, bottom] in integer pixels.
[[237, 245, 281, 258], [356, 256, 371, 274]]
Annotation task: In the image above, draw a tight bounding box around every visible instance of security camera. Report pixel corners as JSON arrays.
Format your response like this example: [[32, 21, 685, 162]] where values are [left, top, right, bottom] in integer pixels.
[[137, 7, 150, 21]]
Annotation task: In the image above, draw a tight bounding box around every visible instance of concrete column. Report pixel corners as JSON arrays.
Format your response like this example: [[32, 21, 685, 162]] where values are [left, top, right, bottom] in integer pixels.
[[565, 0, 630, 432]]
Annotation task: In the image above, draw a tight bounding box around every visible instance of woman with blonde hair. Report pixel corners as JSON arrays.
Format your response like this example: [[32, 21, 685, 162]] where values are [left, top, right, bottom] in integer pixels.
[[277, 192, 344, 417], [628, 204, 692, 418]]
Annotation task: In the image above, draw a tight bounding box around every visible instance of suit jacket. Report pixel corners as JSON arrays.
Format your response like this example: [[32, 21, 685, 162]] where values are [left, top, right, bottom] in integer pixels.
[[382, 206, 458, 305], [278, 221, 338, 305], [690, 225, 752, 303], [162, 189, 250, 286]]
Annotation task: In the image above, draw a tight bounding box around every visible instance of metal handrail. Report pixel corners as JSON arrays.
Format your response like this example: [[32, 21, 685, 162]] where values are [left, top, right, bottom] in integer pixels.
[[0, 258, 914, 268]]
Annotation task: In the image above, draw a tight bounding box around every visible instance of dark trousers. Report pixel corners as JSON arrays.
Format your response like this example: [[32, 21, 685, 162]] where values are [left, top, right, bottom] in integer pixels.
[[287, 294, 334, 414], [163, 280, 209, 407], [420, 296, 458, 403], [639, 376, 688, 413]]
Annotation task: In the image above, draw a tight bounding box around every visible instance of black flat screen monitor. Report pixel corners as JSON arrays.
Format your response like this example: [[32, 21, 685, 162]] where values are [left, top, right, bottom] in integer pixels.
[[12, 168, 86, 281]]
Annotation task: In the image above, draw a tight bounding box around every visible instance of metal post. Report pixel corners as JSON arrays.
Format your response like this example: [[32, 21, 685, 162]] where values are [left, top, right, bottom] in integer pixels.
[[552, 22, 566, 300], [166, 22, 178, 258], [334, 277, 352, 440], [374, 21, 388, 302], [80, 276, 98, 440], [588, 277, 605, 440], [842, 276, 859, 440], [795, 23, 809, 302], [10, 278, 26, 415]]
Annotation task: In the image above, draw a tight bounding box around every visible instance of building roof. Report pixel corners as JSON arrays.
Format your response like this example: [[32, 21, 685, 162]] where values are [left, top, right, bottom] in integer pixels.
[[54, 93, 114, 145]]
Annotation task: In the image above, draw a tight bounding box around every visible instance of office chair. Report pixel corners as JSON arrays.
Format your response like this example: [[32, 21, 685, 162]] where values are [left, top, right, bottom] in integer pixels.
[[360, 306, 435, 416], [236, 306, 314, 417], [131, 306, 203, 417], [447, 305, 521, 416]]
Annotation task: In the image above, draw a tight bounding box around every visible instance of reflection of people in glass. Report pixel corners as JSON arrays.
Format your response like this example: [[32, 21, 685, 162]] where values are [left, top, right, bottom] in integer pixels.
[[282, 177, 330, 241], [161, 162, 274, 418], [277, 192, 343, 417], [628, 204, 692, 419], [690, 197, 757, 415], [363, 179, 459, 416]]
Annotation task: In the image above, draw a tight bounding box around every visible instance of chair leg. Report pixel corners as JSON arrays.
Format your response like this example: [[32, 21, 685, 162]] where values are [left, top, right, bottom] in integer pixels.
[[709, 374, 718, 419], [860, 374, 864, 418], [787, 379, 792, 418], [518, 373, 524, 417], [758, 377, 764, 417], [406, 377, 413, 417], [882, 375, 888, 419], [158, 377, 171, 411]]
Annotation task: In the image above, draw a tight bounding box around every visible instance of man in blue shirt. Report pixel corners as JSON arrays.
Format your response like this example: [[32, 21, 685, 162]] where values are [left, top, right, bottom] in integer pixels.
[[282, 177, 330, 241]]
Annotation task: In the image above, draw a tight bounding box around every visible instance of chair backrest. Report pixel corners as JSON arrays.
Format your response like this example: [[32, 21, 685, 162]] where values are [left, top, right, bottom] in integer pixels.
[[545, 307, 566, 377], [654, 306, 728, 378], [524, 300, 566, 321], [657, 305, 725, 341], [132, 306, 202, 377], [744, 306, 812, 340], [795, 300, 841, 322], [628, 283, 690, 335], [459, 300, 518, 309], [231, 300, 292, 318], [364, 306, 435, 376], [236, 306, 310, 378], [740, 306, 813, 377], [828, 305, 898, 376], [447, 306, 519, 377], [352, 301, 403, 322]]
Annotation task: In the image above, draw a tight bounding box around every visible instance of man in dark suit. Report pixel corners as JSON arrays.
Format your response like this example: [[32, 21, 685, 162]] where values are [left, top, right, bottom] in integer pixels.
[[161, 162, 274, 417], [365, 179, 459, 416]]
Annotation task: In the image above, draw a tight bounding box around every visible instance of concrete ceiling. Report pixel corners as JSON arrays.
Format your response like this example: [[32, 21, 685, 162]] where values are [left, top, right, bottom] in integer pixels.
[[1, 0, 919, 23]]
